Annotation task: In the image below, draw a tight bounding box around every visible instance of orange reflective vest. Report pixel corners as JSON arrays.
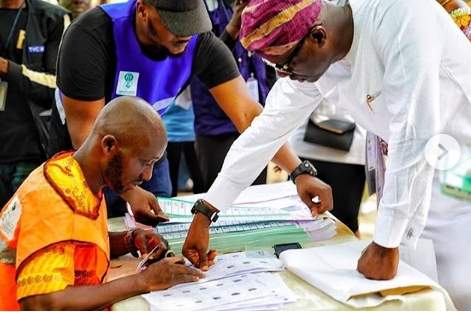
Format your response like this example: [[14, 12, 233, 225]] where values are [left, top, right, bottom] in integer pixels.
[[0, 152, 110, 310]]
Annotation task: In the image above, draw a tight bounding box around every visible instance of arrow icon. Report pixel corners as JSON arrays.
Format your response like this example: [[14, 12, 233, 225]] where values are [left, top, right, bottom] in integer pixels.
[[438, 143, 448, 160], [425, 134, 461, 171]]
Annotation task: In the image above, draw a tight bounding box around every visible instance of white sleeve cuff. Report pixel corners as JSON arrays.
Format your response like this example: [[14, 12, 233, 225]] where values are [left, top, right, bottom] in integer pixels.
[[373, 204, 410, 248]]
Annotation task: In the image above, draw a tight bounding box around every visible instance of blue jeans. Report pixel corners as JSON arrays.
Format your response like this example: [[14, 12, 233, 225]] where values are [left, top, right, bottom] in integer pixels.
[[105, 157, 172, 217]]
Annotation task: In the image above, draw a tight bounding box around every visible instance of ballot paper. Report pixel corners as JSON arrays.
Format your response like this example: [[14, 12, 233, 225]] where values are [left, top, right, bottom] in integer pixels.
[[159, 221, 292, 237], [124, 183, 337, 253], [144, 273, 296, 311], [298, 219, 337, 241], [157, 196, 314, 224], [180, 181, 298, 205], [279, 240, 453, 309], [142, 252, 295, 311], [152, 184, 337, 247], [176, 251, 284, 286]]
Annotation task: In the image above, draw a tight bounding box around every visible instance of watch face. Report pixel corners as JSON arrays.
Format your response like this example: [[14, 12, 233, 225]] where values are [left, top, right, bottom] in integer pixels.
[[292, 161, 317, 183]]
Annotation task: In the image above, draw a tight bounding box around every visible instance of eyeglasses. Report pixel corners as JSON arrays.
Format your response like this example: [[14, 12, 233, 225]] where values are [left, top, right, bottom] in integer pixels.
[[263, 29, 311, 76]]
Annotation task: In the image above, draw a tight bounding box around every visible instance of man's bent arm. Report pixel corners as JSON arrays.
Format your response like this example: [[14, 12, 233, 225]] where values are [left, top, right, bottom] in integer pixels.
[[20, 274, 145, 311], [372, 0, 443, 248], [205, 78, 324, 210], [61, 94, 105, 149]]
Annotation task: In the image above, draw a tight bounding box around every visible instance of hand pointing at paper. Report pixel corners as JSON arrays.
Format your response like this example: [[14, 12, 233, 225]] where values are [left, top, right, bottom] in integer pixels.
[[182, 200, 219, 271]]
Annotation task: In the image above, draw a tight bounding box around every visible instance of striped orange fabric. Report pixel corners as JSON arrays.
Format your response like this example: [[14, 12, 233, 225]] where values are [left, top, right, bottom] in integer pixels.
[[240, 0, 315, 49], [240, 0, 322, 58]]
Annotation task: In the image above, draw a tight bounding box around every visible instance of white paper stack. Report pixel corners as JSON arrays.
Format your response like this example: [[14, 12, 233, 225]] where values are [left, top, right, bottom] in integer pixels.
[[152, 182, 336, 242], [296, 217, 337, 241], [142, 252, 297, 311]]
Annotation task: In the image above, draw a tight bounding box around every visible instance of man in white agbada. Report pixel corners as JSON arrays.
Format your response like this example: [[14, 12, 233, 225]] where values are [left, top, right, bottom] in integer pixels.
[[180, 0, 471, 308]]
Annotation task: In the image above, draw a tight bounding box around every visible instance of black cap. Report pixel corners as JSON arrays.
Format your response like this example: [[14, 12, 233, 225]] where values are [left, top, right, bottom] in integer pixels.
[[154, 0, 212, 36]]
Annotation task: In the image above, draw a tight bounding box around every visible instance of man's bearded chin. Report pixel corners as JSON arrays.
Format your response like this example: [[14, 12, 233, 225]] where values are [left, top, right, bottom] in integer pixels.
[[141, 20, 172, 58], [143, 19, 186, 58]]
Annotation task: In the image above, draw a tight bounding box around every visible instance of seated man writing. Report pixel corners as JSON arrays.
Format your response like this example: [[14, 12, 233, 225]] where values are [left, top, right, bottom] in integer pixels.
[[0, 96, 203, 310]]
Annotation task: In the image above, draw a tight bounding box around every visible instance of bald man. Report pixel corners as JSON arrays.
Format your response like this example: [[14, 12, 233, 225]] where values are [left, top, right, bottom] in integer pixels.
[[0, 96, 203, 310]]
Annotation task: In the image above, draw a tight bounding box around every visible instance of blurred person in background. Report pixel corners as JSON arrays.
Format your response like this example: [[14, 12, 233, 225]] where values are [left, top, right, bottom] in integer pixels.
[[59, 0, 92, 20], [162, 93, 205, 197], [192, 0, 275, 190], [0, 0, 69, 207]]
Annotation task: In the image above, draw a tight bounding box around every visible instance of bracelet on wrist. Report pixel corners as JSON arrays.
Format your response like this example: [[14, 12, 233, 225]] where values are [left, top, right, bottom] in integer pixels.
[[124, 229, 139, 258]]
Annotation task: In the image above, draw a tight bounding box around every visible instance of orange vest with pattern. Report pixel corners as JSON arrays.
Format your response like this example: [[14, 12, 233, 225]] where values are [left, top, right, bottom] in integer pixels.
[[0, 153, 110, 310]]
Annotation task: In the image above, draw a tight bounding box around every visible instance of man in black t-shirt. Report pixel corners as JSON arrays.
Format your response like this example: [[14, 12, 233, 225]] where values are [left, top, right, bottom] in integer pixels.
[[53, 0, 333, 269], [53, 0, 259, 224], [0, 0, 69, 207]]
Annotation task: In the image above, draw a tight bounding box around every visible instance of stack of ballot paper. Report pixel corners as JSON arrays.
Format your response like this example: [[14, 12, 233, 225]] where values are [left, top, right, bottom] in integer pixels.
[[124, 182, 337, 252], [279, 240, 454, 309], [142, 252, 297, 311]]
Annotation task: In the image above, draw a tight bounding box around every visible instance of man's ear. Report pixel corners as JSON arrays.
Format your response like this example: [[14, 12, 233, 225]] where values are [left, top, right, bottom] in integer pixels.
[[310, 25, 327, 45], [101, 135, 118, 154], [136, 0, 148, 19]]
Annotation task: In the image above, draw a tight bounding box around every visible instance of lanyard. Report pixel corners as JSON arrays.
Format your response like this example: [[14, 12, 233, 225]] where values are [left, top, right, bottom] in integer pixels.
[[218, 0, 232, 23], [1, 0, 26, 57]]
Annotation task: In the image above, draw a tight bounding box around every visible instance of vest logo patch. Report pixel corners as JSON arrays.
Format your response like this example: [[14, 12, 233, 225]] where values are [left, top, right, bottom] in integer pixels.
[[28, 45, 45, 53], [116, 71, 139, 96], [0, 196, 21, 241]]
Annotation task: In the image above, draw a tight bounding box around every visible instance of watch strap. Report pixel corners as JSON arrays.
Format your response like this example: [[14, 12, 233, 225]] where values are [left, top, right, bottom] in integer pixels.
[[290, 160, 317, 183], [191, 199, 219, 223]]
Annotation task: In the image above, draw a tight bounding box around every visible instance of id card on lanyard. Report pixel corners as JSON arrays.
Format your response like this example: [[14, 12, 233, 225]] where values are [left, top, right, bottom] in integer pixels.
[[246, 74, 259, 102], [365, 132, 386, 207]]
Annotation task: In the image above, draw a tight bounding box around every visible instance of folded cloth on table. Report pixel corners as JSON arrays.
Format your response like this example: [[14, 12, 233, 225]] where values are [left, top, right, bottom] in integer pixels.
[[279, 240, 455, 309]]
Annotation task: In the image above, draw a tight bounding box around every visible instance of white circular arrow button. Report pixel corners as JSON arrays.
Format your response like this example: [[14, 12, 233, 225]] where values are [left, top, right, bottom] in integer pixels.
[[424, 134, 461, 171]]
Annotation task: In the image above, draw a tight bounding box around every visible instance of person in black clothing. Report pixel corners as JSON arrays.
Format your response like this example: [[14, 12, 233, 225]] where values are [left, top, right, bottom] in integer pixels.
[[51, 0, 329, 228], [192, 0, 276, 191], [59, 0, 92, 20], [162, 99, 206, 197], [0, 0, 70, 206]]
